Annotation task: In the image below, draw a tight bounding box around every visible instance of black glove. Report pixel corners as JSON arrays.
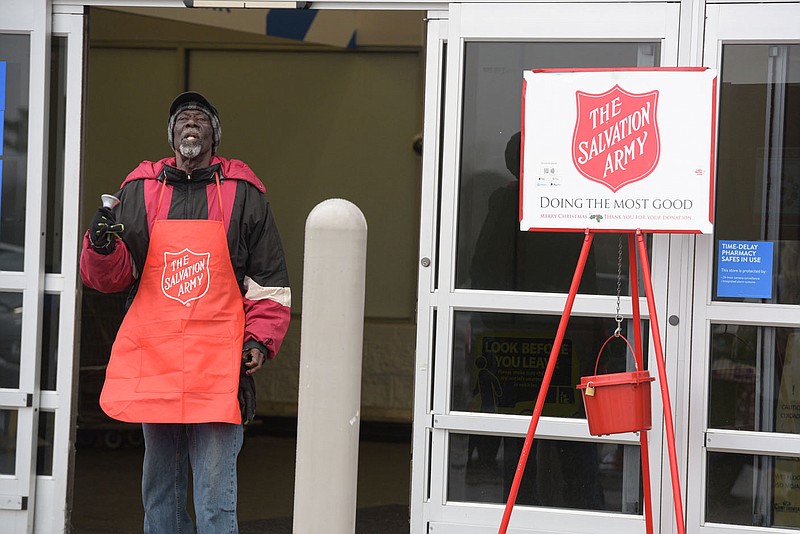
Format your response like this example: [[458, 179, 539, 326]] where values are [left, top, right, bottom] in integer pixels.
[[238, 362, 257, 425], [89, 206, 124, 255]]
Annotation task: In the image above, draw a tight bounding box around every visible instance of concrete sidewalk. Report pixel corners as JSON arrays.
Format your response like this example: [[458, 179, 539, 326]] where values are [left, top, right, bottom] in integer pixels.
[[240, 504, 409, 533]]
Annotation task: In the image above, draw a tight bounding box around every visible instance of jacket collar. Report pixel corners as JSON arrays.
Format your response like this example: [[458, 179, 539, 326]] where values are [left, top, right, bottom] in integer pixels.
[[161, 162, 221, 184]]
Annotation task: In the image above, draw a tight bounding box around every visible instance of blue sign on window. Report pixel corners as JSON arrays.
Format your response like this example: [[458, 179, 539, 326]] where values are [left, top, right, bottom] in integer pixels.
[[0, 60, 5, 157], [0, 61, 4, 223], [717, 240, 774, 299]]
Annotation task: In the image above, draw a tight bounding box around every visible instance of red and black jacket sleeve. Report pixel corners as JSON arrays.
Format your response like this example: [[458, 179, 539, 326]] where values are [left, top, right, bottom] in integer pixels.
[[226, 175, 291, 360]]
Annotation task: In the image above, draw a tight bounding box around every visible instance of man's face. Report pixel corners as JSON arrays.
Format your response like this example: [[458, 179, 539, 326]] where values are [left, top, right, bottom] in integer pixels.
[[173, 109, 214, 160]]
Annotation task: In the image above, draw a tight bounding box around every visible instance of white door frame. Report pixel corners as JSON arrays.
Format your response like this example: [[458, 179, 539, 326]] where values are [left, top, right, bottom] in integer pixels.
[[40, 6, 85, 533], [412, 3, 682, 532], [0, 1, 51, 531], [410, 11, 448, 534]]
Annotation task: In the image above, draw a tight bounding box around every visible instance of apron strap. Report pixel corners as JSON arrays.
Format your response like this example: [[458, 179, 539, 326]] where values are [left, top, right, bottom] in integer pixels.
[[213, 172, 227, 228], [155, 170, 226, 225], [156, 173, 168, 221]]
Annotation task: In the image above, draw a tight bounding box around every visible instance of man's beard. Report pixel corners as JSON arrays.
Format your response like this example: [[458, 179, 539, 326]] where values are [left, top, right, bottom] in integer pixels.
[[178, 138, 202, 159]]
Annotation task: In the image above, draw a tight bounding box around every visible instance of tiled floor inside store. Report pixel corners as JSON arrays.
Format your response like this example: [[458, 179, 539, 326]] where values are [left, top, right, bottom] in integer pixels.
[[70, 418, 412, 533]]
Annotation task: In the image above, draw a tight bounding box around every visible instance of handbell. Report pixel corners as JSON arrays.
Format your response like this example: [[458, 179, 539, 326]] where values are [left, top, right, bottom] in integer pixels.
[[101, 194, 120, 209]]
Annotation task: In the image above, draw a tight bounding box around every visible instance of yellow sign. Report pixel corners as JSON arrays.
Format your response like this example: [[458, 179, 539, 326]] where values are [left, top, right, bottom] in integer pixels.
[[473, 334, 580, 417]]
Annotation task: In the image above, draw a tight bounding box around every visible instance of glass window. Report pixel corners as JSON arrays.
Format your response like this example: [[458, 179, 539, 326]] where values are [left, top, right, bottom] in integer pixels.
[[45, 36, 67, 273], [36, 411, 54, 476], [714, 45, 800, 305], [449, 433, 643, 513], [0, 291, 23, 389], [0, 34, 30, 272], [0, 409, 17, 475], [451, 311, 649, 417], [40, 293, 59, 391], [709, 324, 800, 434], [707, 452, 800, 528], [456, 42, 659, 295]]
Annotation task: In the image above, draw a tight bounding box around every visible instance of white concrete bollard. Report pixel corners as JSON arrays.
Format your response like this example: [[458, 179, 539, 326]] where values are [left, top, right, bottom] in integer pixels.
[[293, 199, 368, 534]]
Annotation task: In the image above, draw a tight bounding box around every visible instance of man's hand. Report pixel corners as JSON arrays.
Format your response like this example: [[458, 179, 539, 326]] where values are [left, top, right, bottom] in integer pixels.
[[239, 348, 265, 425], [238, 366, 256, 425], [242, 347, 266, 375], [89, 206, 124, 255]]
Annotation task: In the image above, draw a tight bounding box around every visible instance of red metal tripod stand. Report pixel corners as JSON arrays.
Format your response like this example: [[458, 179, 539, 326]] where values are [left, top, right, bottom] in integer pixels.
[[497, 230, 685, 534]]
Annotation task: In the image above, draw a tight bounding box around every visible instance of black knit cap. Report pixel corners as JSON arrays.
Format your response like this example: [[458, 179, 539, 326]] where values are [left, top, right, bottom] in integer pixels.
[[167, 91, 222, 155]]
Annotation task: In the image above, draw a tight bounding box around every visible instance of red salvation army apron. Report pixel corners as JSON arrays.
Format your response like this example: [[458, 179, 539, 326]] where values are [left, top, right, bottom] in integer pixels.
[[100, 175, 244, 424]]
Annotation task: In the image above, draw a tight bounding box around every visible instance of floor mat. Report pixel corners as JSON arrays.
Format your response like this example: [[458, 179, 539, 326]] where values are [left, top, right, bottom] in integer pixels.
[[240, 504, 409, 533]]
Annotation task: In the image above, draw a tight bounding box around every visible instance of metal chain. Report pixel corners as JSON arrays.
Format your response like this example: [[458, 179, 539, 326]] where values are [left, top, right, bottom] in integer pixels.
[[615, 234, 623, 336]]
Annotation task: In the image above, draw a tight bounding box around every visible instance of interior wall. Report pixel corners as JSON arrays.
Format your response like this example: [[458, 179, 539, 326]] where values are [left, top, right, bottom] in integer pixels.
[[189, 48, 421, 318], [80, 7, 424, 422]]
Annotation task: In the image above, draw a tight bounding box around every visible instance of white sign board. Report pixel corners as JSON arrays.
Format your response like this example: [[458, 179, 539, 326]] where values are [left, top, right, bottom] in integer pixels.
[[520, 68, 717, 234]]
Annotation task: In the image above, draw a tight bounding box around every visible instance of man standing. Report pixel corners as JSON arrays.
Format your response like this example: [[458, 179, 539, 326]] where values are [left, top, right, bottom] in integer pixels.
[[80, 91, 291, 533]]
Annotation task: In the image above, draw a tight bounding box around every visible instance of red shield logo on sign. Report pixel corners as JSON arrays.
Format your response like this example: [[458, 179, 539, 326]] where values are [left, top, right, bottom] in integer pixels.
[[572, 85, 660, 192], [161, 248, 211, 306]]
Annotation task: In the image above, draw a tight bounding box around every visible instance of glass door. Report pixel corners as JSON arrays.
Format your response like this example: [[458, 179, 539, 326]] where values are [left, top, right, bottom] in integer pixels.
[[0, 1, 84, 531], [687, 4, 800, 533], [0, 1, 51, 530], [412, 3, 681, 533]]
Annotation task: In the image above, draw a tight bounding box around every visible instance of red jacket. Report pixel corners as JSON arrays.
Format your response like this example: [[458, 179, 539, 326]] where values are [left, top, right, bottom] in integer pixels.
[[80, 156, 290, 360]]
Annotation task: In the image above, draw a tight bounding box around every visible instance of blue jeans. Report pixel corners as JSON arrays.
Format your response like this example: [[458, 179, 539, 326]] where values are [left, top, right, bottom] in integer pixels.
[[142, 423, 244, 534]]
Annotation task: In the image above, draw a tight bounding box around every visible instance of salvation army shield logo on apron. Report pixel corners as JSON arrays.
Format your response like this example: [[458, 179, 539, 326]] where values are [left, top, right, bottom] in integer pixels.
[[572, 85, 660, 192], [162, 248, 211, 305]]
